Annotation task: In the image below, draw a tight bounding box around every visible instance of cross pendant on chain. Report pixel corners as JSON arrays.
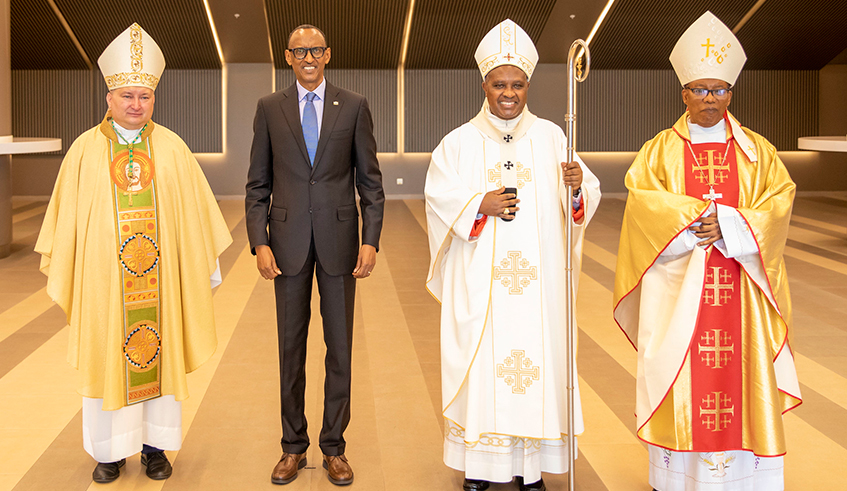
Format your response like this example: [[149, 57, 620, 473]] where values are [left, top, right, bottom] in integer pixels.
[[703, 186, 723, 201]]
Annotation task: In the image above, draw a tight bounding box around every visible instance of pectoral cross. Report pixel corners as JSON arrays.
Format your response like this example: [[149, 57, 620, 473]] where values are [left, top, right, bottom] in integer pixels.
[[703, 187, 723, 201]]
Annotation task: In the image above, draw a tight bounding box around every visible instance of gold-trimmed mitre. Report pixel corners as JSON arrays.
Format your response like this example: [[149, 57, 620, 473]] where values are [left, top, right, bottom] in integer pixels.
[[474, 19, 539, 80], [670, 11, 746, 87], [98, 23, 165, 91]]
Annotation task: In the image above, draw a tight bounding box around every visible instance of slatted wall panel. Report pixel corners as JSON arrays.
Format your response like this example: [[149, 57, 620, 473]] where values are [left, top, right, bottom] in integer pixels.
[[12, 69, 222, 154], [404, 69, 482, 152], [11, 70, 95, 153], [577, 70, 819, 151], [93, 70, 223, 153], [730, 70, 818, 150], [275, 69, 398, 152], [576, 69, 682, 151]]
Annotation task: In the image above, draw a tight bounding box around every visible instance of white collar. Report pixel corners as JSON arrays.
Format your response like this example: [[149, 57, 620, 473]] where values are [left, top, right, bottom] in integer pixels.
[[485, 106, 523, 132], [112, 121, 143, 143], [296, 78, 327, 102], [688, 118, 726, 144]]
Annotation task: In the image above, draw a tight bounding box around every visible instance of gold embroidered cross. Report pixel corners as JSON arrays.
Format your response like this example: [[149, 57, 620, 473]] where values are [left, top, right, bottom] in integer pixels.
[[494, 251, 537, 294], [693, 150, 731, 186], [488, 162, 533, 189], [698, 329, 734, 369], [497, 350, 539, 394], [700, 391, 734, 432], [701, 38, 714, 58], [703, 266, 734, 307]]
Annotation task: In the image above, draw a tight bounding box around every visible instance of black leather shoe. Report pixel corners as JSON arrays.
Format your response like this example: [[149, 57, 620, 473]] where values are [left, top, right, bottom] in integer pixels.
[[463, 478, 490, 490], [516, 476, 546, 490], [141, 451, 173, 480], [92, 459, 125, 483]]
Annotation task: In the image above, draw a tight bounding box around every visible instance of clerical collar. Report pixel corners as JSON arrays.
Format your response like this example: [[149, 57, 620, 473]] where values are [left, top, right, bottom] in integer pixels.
[[687, 118, 726, 144], [112, 121, 144, 143], [485, 106, 523, 132]]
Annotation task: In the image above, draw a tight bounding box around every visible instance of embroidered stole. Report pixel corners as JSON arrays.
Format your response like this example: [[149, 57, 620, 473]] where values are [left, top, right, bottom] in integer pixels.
[[684, 140, 742, 450], [109, 136, 162, 405], [471, 105, 549, 436]]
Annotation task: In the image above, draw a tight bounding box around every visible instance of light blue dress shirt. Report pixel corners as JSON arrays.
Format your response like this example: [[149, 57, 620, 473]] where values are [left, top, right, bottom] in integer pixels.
[[296, 78, 326, 135]]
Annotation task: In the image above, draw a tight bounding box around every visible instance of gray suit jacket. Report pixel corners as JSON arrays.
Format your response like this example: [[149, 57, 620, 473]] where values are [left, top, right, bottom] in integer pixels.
[[245, 82, 384, 276]]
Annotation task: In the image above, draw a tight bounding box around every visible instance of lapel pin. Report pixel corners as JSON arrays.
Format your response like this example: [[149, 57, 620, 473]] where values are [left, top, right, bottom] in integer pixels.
[[333, 101, 339, 105]]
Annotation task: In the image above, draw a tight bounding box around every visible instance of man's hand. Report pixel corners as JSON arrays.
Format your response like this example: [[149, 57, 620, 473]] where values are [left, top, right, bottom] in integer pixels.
[[479, 186, 520, 221], [353, 244, 377, 279], [255, 245, 281, 280], [690, 216, 723, 247], [561, 161, 583, 192]]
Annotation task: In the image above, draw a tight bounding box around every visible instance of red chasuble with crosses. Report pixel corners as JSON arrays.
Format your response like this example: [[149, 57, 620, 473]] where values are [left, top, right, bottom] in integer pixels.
[[684, 140, 743, 450]]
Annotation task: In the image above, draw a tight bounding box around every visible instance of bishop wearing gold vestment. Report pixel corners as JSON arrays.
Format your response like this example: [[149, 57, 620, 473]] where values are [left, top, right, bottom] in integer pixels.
[[614, 11, 800, 491], [35, 24, 232, 483]]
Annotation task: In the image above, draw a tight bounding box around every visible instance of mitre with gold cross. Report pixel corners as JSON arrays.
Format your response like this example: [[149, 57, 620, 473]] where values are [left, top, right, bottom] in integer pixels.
[[98, 23, 166, 91], [669, 11, 746, 87], [474, 19, 539, 80]]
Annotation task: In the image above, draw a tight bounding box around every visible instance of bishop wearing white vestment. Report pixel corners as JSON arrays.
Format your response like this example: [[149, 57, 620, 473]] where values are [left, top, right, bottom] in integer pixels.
[[425, 20, 601, 491]]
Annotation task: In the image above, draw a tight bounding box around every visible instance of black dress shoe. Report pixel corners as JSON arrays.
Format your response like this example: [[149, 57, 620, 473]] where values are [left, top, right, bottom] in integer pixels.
[[141, 451, 173, 480], [516, 476, 546, 490], [92, 459, 125, 483], [463, 478, 490, 490]]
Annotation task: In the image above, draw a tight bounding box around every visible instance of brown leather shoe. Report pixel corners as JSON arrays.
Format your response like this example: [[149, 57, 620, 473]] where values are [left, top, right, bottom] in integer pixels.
[[271, 452, 307, 485], [322, 454, 353, 485]]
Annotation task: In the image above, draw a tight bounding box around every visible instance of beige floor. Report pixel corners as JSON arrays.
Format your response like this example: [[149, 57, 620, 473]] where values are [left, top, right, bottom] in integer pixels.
[[1, 194, 846, 491]]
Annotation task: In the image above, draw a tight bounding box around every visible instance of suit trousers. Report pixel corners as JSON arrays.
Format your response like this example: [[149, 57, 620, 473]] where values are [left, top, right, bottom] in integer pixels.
[[273, 236, 356, 456]]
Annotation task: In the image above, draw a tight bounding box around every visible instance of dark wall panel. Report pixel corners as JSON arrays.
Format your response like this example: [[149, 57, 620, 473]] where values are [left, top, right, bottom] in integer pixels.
[[590, 0, 755, 70], [11, 0, 87, 69], [265, 0, 407, 69], [738, 0, 847, 70], [406, 0, 557, 69], [275, 69, 398, 152], [53, 0, 220, 69], [404, 69, 482, 152]]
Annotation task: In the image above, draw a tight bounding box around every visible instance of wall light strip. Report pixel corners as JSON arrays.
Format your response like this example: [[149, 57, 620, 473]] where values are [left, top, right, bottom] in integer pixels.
[[397, 0, 417, 154], [202, 0, 226, 155], [202, 0, 225, 66], [46, 0, 92, 70], [733, 0, 767, 34], [585, 0, 615, 46]]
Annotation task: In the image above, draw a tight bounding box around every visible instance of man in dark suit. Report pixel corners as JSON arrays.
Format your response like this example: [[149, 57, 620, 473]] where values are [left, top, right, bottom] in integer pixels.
[[245, 24, 384, 487]]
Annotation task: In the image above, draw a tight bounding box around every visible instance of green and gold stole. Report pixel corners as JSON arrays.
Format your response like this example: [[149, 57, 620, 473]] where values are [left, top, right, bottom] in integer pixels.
[[106, 119, 162, 405]]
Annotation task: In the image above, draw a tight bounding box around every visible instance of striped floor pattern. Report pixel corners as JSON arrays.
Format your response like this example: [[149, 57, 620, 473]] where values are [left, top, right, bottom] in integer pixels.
[[1, 194, 845, 490]]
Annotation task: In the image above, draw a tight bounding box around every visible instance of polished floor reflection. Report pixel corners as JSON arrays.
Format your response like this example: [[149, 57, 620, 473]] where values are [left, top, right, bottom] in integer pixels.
[[1, 195, 846, 491]]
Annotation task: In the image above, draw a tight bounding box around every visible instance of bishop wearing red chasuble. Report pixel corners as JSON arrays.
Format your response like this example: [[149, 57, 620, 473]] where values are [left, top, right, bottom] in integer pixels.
[[613, 11, 800, 491]]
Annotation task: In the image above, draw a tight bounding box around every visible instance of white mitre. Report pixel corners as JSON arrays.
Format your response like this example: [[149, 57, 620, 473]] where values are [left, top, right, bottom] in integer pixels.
[[670, 11, 746, 86], [474, 19, 539, 80], [98, 23, 165, 91]]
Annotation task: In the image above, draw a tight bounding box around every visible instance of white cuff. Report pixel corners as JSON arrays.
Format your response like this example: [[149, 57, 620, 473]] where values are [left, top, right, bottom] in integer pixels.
[[662, 203, 714, 257], [715, 204, 759, 258]]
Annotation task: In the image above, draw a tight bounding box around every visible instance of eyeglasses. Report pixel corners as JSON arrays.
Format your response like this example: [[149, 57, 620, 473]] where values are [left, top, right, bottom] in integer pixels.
[[287, 47, 327, 60], [685, 86, 731, 99]]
